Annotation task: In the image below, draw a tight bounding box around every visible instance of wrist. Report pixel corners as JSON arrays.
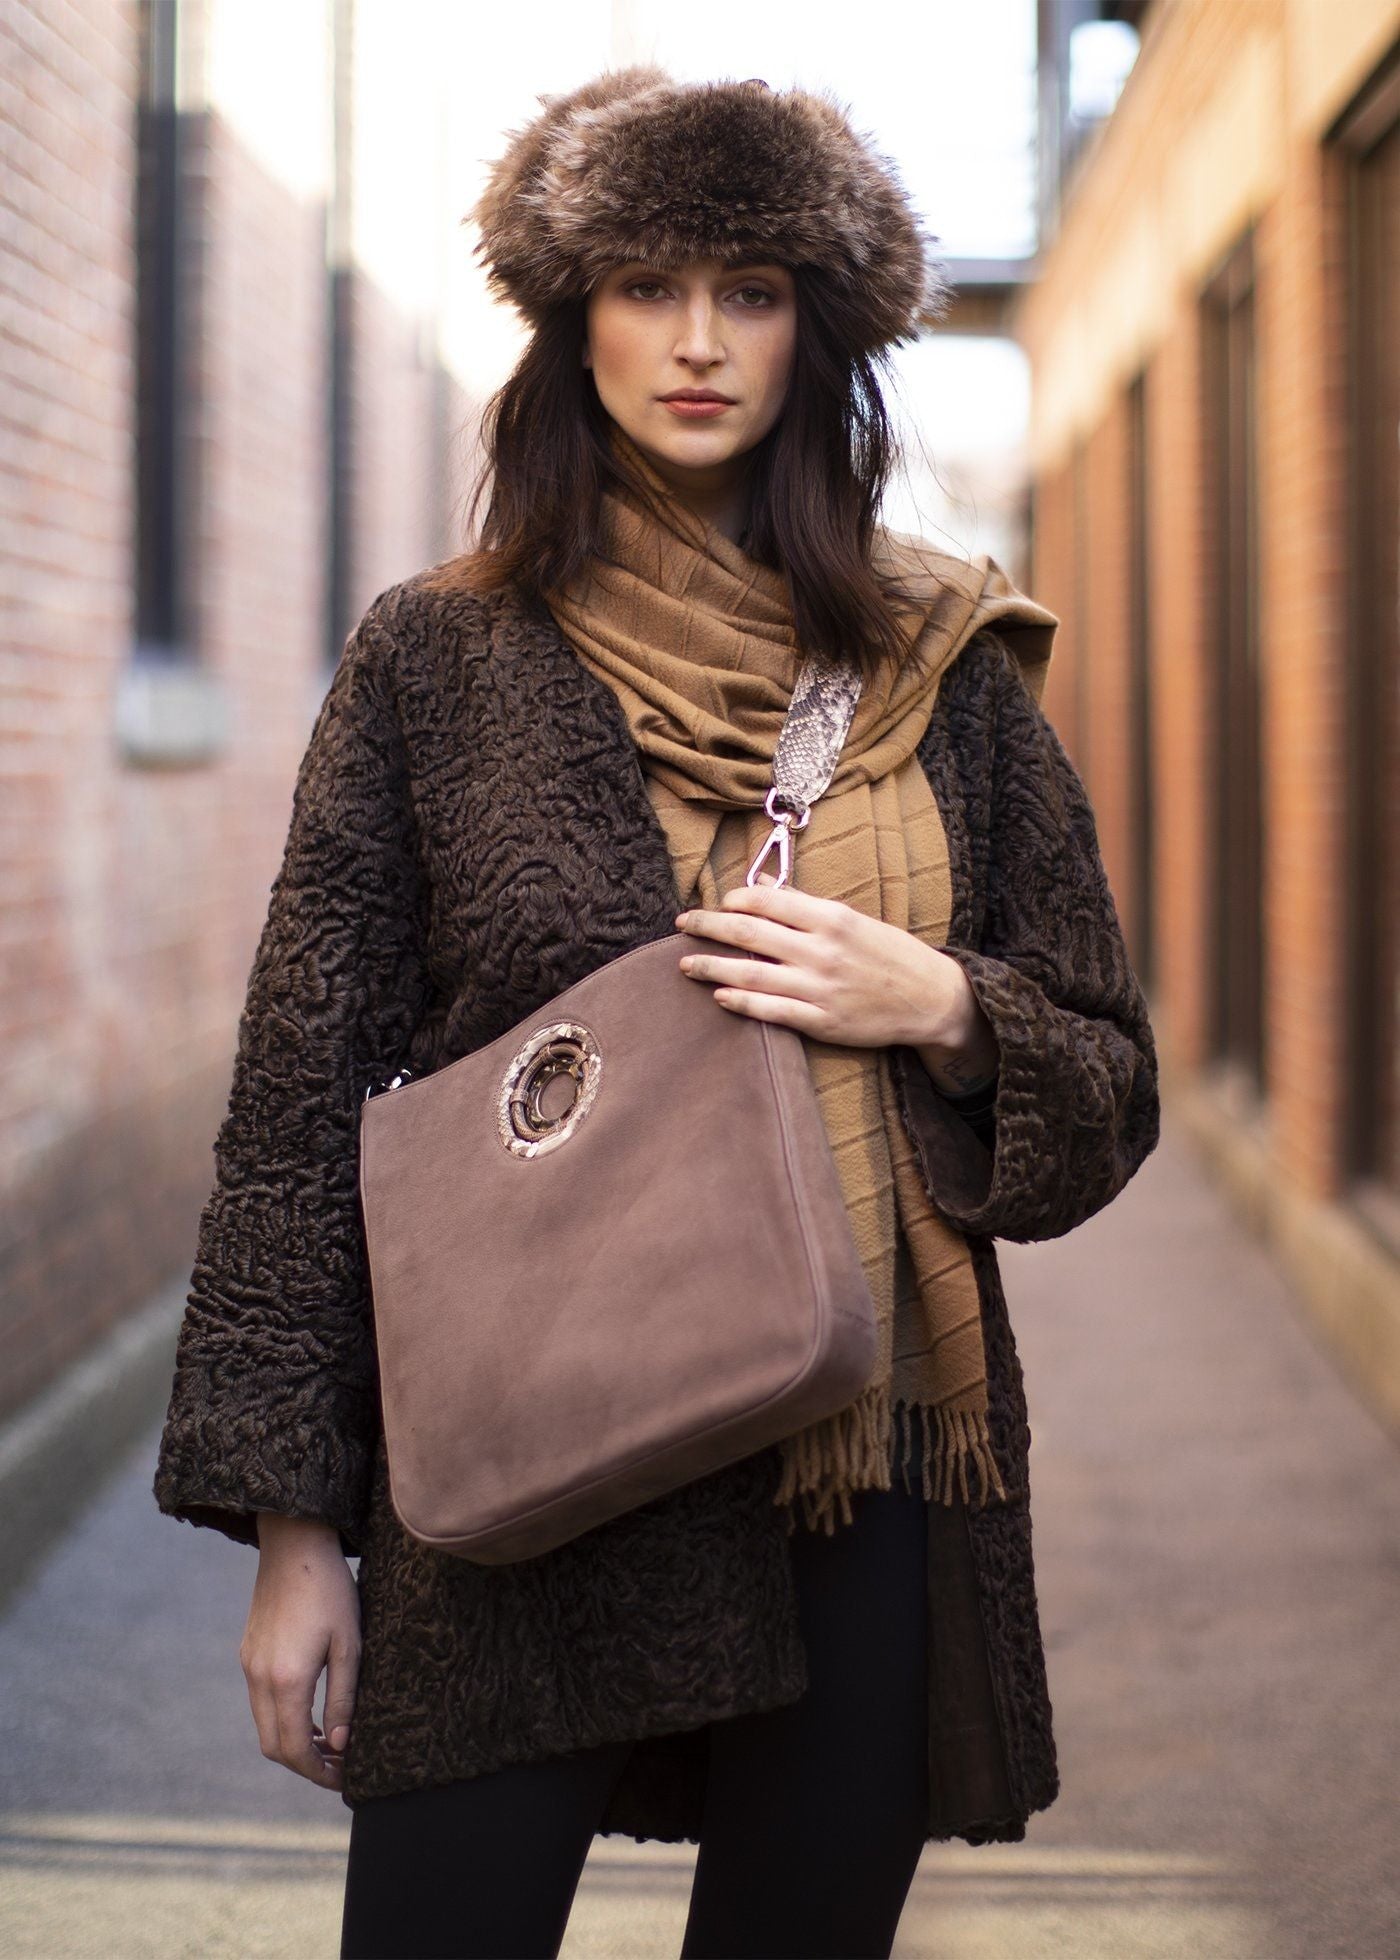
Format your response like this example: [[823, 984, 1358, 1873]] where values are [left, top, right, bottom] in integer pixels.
[[911, 956, 1000, 1097], [914, 1046, 999, 1100], [256, 1511, 343, 1555]]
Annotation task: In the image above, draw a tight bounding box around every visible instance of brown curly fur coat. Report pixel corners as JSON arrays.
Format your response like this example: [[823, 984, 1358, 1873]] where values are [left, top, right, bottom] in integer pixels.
[[152, 566, 1160, 1845]]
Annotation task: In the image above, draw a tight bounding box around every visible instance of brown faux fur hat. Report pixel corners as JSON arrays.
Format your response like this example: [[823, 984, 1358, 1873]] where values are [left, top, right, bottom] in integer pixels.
[[468, 67, 951, 355]]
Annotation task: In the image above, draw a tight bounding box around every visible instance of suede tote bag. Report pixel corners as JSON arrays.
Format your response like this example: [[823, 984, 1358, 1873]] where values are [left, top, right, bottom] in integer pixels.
[[358, 649, 878, 1564]]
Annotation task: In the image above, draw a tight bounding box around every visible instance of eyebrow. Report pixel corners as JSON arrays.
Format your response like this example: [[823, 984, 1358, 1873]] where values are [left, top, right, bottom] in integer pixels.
[[615, 260, 789, 278]]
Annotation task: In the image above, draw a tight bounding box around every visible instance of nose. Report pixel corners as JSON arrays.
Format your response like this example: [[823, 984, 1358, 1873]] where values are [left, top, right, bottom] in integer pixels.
[[673, 292, 725, 369]]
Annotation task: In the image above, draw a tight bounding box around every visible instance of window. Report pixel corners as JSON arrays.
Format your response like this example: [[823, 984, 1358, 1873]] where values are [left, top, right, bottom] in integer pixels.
[[1200, 229, 1265, 1099], [119, 0, 225, 764], [132, 0, 184, 660]]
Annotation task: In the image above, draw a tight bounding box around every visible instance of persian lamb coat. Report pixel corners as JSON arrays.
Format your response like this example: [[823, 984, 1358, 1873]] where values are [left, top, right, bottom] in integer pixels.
[[152, 564, 1161, 1845]]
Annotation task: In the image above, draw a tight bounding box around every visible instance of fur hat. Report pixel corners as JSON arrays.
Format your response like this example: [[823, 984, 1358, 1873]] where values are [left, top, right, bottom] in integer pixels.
[[468, 66, 951, 354]]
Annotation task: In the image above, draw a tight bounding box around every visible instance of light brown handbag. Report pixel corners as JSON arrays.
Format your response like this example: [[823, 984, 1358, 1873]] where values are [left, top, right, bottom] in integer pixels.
[[358, 652, 878, 1564]]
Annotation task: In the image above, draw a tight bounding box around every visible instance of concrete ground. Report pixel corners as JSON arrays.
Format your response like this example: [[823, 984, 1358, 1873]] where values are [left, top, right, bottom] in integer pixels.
[[2, 1098, 1398, 1959]]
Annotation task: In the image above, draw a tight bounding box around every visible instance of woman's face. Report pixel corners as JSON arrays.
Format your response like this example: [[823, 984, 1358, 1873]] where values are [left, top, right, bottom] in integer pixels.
[[583, 256, 797, 496]]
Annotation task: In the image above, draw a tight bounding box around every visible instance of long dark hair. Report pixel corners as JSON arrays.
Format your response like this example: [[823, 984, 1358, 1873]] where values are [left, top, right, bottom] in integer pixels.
[[422, 266, 931, 677]]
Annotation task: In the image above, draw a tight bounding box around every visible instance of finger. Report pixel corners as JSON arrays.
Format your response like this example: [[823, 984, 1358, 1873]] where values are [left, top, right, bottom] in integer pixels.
[[322, 1635, 361, 1758], [272, 1671, 339, 1785], [712, 983, 828, 1034], [681, 951, 823, 1002], [246, 1667, 283, 1768], [676, 906, 807, 962], [721, 879, 844, 931]]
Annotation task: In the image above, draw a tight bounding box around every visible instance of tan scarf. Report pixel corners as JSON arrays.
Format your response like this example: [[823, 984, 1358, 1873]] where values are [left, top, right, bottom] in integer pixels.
[[546, 429, 1059, 1534]]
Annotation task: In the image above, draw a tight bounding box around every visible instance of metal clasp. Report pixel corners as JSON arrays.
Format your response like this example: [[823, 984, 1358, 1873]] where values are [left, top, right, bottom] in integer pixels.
[[745, 786, 810, 889]]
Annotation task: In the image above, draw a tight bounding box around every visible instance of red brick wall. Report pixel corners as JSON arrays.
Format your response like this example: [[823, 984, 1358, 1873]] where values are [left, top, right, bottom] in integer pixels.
[[1028, 159, 1358, 1189], [1031, 424, 1146, 977], [1020, 0, 1385, 1211], [1, 0, 159, 1418], [1080, 400, 1136, 916], [1144, 308, 1213, 1074], [1031, 458, 1080, 745], [1254, 139, 1352, 1197], [0, 0, 465, 1421]]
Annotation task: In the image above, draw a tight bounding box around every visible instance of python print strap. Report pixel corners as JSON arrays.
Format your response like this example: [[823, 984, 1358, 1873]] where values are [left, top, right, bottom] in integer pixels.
[[745, 651, 864, 889]]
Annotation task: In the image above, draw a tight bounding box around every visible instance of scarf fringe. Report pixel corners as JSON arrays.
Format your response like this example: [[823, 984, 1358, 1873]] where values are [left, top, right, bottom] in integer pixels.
[[773, 1382, 1009, 1536]]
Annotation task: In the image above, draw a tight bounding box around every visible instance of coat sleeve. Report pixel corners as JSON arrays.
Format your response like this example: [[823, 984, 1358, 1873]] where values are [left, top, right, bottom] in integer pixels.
[[889, 631, 1160, 1243], [151, 596, 430, 1555]]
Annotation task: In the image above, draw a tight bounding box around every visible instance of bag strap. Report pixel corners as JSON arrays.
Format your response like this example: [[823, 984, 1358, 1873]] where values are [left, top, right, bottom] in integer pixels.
[[745, 652, 863, 889]]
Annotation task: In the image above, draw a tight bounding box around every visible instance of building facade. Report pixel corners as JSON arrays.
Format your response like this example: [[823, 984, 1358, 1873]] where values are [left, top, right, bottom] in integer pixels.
[[0, 0, 472, 1425], [1017, 0, 1400, 1423]]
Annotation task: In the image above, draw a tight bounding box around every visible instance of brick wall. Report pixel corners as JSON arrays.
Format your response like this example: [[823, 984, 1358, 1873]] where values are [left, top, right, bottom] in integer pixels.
[[1254, 139, 1353, 1197], [1079, 398, 1135, 923], [1018, 0, 1400, 1415], [1, 0, 157, 1418], [0, 0, 467, 1422], [1140, 304, 1213, 1073], [1023, 0, 1384, 1154]]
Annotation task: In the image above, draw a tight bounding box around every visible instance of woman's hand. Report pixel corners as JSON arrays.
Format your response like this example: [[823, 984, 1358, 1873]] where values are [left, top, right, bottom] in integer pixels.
[[674, 874, 999, 1084], [241, 1513, 362, 1792]]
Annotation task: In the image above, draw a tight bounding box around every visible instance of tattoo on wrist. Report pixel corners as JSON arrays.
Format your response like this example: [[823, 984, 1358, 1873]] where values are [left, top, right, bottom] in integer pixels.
[[940, 1062, 999, 1098]]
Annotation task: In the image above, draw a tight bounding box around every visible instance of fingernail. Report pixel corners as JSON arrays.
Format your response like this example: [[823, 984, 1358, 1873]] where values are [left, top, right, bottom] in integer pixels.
[[330, 1726, 349, 1749]]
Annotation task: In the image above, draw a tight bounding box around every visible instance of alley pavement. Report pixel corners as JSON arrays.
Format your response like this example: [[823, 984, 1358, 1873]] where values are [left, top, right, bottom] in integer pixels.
[[2, 1100, 1398, 1959]]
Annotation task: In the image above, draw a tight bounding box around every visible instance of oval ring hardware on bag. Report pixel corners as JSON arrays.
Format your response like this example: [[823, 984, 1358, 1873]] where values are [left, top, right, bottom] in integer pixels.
[[496, 1020, 603, 1158]]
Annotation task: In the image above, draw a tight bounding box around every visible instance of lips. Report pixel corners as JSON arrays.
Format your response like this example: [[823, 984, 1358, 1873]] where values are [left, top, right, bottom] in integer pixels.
[[658, 391, 736, 419], [662, 401, 731, 419]]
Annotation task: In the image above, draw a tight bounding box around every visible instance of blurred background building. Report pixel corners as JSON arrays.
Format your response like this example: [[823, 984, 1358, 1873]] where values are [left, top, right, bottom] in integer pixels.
[[1, 0, 1397, 1572], [1019, 0, 1400, 1432], [2, 0, 476, 1456]]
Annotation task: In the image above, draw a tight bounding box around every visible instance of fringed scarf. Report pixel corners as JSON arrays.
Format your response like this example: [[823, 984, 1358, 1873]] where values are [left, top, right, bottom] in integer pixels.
[[546, 428, 1058, 1534]]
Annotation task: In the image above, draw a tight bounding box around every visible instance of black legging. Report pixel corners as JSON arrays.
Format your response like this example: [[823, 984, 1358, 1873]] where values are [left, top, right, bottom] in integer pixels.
[[340, 1477, 930, 1959]]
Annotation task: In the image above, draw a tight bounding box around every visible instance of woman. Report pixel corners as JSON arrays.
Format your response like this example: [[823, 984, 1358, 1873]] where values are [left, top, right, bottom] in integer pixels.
[[153, 68, 1160, 1960]]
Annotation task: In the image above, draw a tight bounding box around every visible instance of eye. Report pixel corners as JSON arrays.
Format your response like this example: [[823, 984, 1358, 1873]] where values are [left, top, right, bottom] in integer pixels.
[[625, 278, 667, 300], [733, 285, 776, 307]]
